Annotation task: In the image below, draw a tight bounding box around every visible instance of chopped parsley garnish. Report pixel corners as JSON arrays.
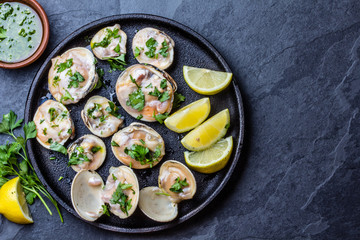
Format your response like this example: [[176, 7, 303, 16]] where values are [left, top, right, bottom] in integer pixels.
[[87, 103, 102, 119], [56, 58, 73, 73], [139, 139, 145, 145], [92, 28, 120, 49], [91, 146, 101, 153], [50, 124, 59, 128], [225, 123, 230, 129], [114, 43, 121, 54], [40, 119, 45, 124], [48, 108, 58, 121], [134, 46, 142, 58], [60, 90, 74, 103], [67, 128, 72, 135], [110, 182, 133, 216], [112, 174, 117, 181], [130, 74, 140, 88], [124, 144, 161, 167], [173, 92, 185, 108], [145, 37, 158, 58], [0, 27, 7, 40], [58, 176, 63, 181], [93, 68, 105, 90], [136, 114, 143, 120], [68, 148, 90, 166], [160, 79, 167, 89], [111, 141, 119, 147], [127, 89, 145, 111], [99, 115, 107, 123], [60, 111, 68, 119], [145, 83, 153, 88], [155, 191, 170, 196], [68, 71, 85, 88], [102, 204, 110, 217], [153, 111, 169, 124], [53, 76, 60, 86], [169, 177, 189, 193], [104, 54, 126, 71], [106, 101, 122, 119], [50, 141, 67, 155], [149, 87, 170, 102], [159, 40, 169, 58], [42, 128, 47, 135]]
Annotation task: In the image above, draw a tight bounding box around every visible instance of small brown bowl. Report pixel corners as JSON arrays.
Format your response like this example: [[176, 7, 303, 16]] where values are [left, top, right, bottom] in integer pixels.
[[0, 0, 49, 69]]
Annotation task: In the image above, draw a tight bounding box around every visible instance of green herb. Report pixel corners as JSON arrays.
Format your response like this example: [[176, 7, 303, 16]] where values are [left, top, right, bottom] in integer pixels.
[[60, 90, 74, 103], [60, 111, 68, 119], [145, 83, 153, 88], [126, 89, 145, 111], [114, 43, 120, 54], [105, 54, 126, 71], [40, 119, 45, 124], [92, 28, 120, 49], [110, 182, 133, 216], [93, 68, 105, 90], [139, 139, 145, 145], [68, 71, 85, 88], [51, 125, 59, 128], [68, 150, 90, 166], [136, 114, 143, 120], [65, 69, 72, 77], [134, 46, 141, 58], [124, 144, 161, 166], [112, 174, 117, 181], [53, 76, 60, 86], [48, 108, 58, 122], [160, 79, 167, 89], [50, 142, 67, 155], [102, 204, 110, 217], [111, 141, 119, 147], [99, 115, 107, 123], [149, 87, 170, 102], [56, 58, 73, 73], [87, 103, 102, 119], [58, 176, 63, 181], [153, 111, 169, 124], [225, 123, 230, 129], [105, 101, 122, 119], [129, 162, 132, 168], [145, 37, 158, 58], [50, 156, 56, 160], [91, 146, 101, 153], [42, 128, 47, 135], [0, 111, 63, 222], [169, 177, 189, 193], [159, 40, 169, 58], [18, 28, 27, 37], [67, 128, 72, 135], [129, 74, 140, 88], [47, 138, 53, 144], [57, 130, 63, 136], [0, 27, 7, 40], [173, 92, 185, 108], [155, 191, 170, 196]]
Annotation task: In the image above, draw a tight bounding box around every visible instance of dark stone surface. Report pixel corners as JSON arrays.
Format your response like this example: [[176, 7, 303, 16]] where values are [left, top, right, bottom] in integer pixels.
[[0, 0, 359, 239]]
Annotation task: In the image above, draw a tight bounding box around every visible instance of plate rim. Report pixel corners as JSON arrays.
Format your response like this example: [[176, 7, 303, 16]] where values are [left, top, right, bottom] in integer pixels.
[[24, 13, 245, 233]]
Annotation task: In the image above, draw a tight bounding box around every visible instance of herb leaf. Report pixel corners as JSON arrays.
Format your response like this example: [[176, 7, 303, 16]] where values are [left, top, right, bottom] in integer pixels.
[[102, 204, 110, 217], [169, 177, 189, 193], [91, 146, 101, 153], [105, 101, 122, 119], [153, 112, 169, 124], [111, 141, 119, 147], [50, 142, 67, 155], [173, 92, 186, 108], [60, 90, 74, 103], [160, 79, 167, 89], [92, 28, 120, 49], [126, 89, 145, 111], [68, 71, 85, 88], [159, 40, 169, 58], [145, 37, 158, 58], [56, 58, 73, 73], [110, 182, 133, 216], [104, 54, 126, 71], [124, 144, 161, 167]]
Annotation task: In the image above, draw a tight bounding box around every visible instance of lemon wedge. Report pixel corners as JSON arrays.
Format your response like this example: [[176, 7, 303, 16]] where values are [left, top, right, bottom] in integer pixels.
[[164, 98, 211, 133], [181, 109, 230, 151], [184, 136, 233, 173], [0, 177, 33, 224], [183, 66, 233, 95]]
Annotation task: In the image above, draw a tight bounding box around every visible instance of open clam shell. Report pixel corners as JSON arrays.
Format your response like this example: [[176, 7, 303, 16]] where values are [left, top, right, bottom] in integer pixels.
[[48, 47, 98, 105], [101, 166, 139, 219], [67, 134, 106, 172], [33, 99, 75, 150], [158, 160, 197, 203], [90, 24, 127, 60], [115, 64, 177, 122], [71, 170, 105, 222], [139, 186, 178, 222], [111, 122, 165, 169], [81, 95, 124, 138], [132, 27, 174, 69]]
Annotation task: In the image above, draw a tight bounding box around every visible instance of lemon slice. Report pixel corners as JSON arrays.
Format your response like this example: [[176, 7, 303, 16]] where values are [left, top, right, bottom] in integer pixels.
[[185, 136, 233, 173], [164, 98, 211, 133], [181, 109, 230, 151], [0, 177, 33, 224], [183, 66, 233, 95]]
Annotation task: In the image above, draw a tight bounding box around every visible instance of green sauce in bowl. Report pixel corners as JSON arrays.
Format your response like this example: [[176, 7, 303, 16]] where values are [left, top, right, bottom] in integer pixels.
[[0, 2, 43, 63]]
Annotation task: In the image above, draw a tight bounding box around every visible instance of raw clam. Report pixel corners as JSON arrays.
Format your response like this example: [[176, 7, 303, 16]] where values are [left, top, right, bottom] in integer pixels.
[[67, 135, 106, 172], [132, 27, 174, 69], [81, 96, 124, 138], [91, 24, 127, 60], [115, 64, 177, 122], [48, 47, 98, 105], [111, 122, 165, 169], [71, 170, 105, 222], [101, 166, 139, 219], [33, 100, 75, 150]]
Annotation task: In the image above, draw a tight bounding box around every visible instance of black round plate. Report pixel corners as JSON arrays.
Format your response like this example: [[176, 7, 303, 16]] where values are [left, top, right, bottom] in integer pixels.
[[24, 14, 244, 233]]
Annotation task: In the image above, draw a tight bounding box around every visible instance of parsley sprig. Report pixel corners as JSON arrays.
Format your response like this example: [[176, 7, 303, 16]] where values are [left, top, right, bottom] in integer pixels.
[[56, 58, 73, 73], [104, 54, 126, 72], [110, 182, 133, 216], [92, 28, 121, 49], [124, 144, 162, 167], [106, 101, 122, 119], [145, 37, 158, 58], [126, 74, 145, 111], [0, 111, 63, 222], [68, 146, 90, 166], [169, 177, 189, 193], [68, 71, 85, 88]]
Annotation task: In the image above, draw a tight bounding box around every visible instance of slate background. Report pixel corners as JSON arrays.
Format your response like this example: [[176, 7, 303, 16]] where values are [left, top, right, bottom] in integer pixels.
[[0, 0, 360, 239]]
